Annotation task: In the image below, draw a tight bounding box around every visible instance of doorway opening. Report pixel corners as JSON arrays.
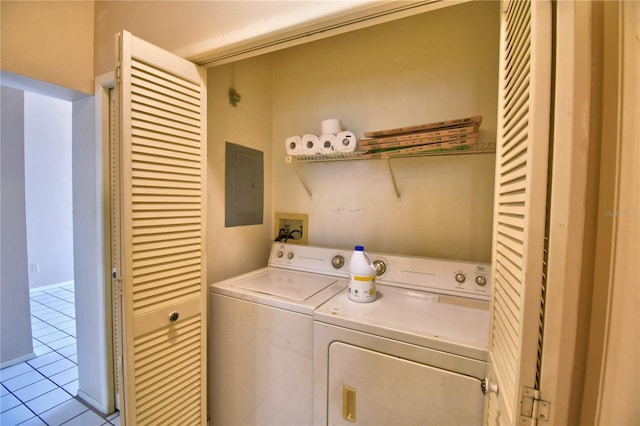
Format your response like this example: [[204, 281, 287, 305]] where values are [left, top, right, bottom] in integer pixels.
[[1, 71, 117, 419]]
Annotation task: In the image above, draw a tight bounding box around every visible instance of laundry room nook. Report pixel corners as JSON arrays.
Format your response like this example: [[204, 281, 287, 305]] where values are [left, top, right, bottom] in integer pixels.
[[205, 0, 500, 284], [3, 0, 637, 424]]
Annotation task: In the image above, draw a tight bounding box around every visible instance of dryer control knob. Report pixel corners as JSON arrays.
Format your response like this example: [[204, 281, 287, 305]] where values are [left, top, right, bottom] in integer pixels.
[[373, 260, 387, 276], [455, 273, 466, 283], [475, 275, 487, 286], [277, 251, 284, 258], [287, 252, 294, 260]]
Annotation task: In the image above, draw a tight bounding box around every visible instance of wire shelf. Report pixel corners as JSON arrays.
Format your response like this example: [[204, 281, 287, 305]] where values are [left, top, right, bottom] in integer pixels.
[[287, 143, 496, 163]]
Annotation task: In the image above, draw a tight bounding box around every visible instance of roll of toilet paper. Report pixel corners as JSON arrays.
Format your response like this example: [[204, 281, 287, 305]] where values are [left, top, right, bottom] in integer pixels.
[[319, 134, 336, 154], [285, 135, 303, 155], [321, 119, 342, 135], [334, 131, 358, 152], [301, 134, 320, 155]]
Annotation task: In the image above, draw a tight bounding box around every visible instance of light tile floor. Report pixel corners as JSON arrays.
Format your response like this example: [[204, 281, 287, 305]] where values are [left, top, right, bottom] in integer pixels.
[[1, 284, 121, 426]]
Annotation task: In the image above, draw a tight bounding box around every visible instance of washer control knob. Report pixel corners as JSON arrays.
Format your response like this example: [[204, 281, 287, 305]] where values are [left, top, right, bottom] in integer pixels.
[[455, 273, 466, 283], [287, 252, 294, 260], [373, 260, 387, 276], [475, 275, 487, 286], [277, 251, 284, 258], [331, 255, 345, 269]]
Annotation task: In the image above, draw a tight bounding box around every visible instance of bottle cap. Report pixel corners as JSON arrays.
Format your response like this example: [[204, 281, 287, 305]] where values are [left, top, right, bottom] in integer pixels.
[[354, 245, 364, 251]]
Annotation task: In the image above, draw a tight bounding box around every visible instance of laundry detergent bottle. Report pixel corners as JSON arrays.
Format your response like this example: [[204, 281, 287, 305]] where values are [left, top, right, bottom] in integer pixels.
[[348, 245, 377, 302]]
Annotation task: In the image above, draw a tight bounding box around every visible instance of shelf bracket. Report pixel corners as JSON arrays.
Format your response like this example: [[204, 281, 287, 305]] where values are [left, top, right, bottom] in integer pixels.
[[386, 159, 401, 200], [288, 156, 313, 199]]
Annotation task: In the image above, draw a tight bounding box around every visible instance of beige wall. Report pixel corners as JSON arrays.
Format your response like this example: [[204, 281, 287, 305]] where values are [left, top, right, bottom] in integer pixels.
[[0, 1, 94, 95], [94, 1, 226, 76], [204, 1, 499, 283], [270, 1, 499, 261], [206, 55, 274, 283], [1, 0, 375, 93]]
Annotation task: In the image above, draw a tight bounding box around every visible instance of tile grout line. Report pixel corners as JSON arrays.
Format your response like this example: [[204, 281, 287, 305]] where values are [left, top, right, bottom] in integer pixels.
[[1, 284, 119, 426]]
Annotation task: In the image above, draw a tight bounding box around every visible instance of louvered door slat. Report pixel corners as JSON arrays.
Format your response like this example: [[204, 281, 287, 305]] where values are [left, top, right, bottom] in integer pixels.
[[497, 222, 525, 243], [133, 231, 200, 246], [132, 110, 200, 135], [504, 32, 530, 95], [138, 354, 201, 392], [134, 237, 200, 252], [500, 138, 527, 169], [504, 14, 530, 75], [132, 100, 200, 127], [117, 30, 206, 426], [137, 343, 200, 378], [495, 248, 523, 284], [134, 128, 202, 151], [133, 261, 201, 282], [133, 223, 201, 236], [504, 0, 526, 56], [496, 229, 524, 256], [131, 196, 201, 206], [130, 76, 200, 108], [504, 1, 529, 63], [502, 100, 528, 140], [131, 61, 200, 98], [491, 304, 517, 370], [485, 1, 551, 424], [133, 182, 202, 194], [132, 86, 201, 118], [131, 93, 201, 122], [133, 265, 201, 282], [132, 142, 201, 163], [132, 119, 201, 142], [494, 271, 520, 324], [134, 272, 200, 293], [133, 189, 201, 200], [133, 249, 201, 268], [496, 212, 524, 229], [135, 282, 201, 306], [132, 161, 201, 178], [132, 140, 200, 159], [504, 60, 530, 115]]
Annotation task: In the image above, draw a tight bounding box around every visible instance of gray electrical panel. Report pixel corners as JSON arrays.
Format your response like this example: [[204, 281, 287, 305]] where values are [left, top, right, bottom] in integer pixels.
[[225, 142, 264, 227]]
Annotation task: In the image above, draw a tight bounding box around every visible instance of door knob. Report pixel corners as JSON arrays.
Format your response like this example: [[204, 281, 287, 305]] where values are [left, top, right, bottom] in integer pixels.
[[169, 311, 180, 322], [481, 378, 498, 395]]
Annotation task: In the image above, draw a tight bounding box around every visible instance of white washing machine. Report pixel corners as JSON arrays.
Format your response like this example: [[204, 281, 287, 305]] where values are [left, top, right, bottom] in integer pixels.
[[209, 243, 351, 426], [313, 252, 491, 425]]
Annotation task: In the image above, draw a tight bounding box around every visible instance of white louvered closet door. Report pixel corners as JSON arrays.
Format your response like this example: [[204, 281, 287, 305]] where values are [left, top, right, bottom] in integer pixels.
[[485, 1, 552, 425], [115, 30, 207, 426]]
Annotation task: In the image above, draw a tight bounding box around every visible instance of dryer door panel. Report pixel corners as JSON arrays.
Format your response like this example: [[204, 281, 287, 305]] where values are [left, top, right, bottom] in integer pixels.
[[328, 342, 484, 425]]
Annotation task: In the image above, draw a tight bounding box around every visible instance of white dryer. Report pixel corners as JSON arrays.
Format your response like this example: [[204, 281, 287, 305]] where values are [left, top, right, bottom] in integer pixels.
[[313, 252, 491, 425], [209, 243, 350, 426]]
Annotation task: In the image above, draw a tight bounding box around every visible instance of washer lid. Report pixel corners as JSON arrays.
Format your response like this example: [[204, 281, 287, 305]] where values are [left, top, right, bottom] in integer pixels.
[[231, 269, 338, 301]]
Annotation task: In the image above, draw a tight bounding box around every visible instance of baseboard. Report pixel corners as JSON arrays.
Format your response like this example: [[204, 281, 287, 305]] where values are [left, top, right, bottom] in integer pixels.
[[77, 389, 112, 416], [0, 351, 36, 369], [29, 280, 75, 293]]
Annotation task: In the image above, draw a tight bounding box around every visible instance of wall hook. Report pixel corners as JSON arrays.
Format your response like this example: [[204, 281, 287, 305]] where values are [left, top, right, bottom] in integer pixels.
[[229, 87, 241, 107]]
